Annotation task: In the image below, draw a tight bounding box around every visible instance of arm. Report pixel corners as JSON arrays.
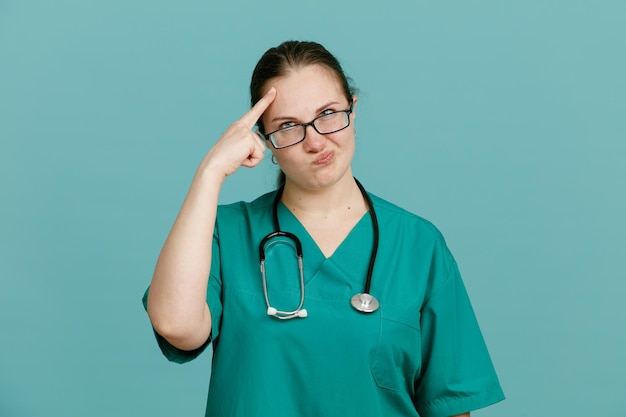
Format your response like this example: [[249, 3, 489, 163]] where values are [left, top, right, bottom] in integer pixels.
[[146, 88, 276, 351]]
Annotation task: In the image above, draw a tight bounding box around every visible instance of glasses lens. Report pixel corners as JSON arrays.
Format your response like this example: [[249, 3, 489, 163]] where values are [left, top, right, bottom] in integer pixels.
[[271, 125, 305, 148], [314, 112, 349, 134]]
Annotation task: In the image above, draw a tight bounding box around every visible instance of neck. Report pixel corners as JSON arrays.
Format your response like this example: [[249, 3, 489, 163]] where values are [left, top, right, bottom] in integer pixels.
[[281, 174, 365, 217]]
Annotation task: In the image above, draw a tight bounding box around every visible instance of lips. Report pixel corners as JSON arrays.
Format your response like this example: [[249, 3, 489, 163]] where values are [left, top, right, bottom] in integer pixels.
[[313, 151, 333, 165]]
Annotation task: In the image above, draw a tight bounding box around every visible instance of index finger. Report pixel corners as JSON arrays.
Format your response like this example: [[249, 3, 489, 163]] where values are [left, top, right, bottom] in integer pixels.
[[240, 87, 277, 128]]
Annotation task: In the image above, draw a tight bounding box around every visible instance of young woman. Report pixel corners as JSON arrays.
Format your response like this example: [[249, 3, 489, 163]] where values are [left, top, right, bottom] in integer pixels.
[[144, 40, 504, 417]]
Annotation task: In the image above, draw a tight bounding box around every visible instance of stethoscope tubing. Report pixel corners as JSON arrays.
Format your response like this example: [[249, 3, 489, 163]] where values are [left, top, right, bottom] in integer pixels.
[[355, 179, 379, 295], [259, 231, 306, 319], [260, 178, 380, 318]]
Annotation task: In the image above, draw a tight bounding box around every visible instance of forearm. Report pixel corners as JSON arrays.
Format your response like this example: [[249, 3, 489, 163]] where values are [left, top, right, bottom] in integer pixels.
[[147, 167, 224, 350], [147, 87, 274, 351]]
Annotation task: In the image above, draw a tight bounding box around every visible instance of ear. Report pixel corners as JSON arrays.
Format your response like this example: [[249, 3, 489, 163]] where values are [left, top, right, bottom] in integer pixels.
[[351, 96, 358, 120]]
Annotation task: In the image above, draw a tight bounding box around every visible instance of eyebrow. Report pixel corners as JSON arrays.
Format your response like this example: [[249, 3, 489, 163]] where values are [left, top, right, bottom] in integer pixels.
[[270, 101, 342, 124]]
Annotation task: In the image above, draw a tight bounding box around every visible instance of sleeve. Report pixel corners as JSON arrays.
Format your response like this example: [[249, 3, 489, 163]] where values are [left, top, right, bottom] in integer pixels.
[[413, 259, 505, 417], [141, 227, 224, 364]]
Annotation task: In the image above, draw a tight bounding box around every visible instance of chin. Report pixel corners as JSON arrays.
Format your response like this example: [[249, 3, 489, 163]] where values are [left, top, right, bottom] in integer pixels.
[[307, 169, 353, 190]]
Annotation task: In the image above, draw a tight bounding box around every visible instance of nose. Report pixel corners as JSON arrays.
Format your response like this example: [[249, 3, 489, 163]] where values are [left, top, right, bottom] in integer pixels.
[[302, 125, 326, 152]]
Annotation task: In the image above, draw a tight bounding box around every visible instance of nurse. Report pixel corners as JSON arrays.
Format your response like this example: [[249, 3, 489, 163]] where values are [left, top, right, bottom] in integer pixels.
[[144, 40, 505, 417]]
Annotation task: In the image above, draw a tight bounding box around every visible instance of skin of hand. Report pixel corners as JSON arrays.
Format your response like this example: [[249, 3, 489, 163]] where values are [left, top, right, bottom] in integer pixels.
[[200, 87, 277, 177], [147, 88, 277, 351]]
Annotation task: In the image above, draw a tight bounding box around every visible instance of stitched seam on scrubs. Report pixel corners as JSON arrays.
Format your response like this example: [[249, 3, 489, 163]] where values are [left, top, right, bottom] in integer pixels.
[[421, 259, 455, 307], [416, 385, 505, 417], [381, 315, 420, 331]]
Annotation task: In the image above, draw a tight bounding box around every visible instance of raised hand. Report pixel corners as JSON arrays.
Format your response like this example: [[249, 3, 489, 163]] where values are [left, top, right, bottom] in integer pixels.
[[201, 87, 277, 177], [147, 88, 277, 351]]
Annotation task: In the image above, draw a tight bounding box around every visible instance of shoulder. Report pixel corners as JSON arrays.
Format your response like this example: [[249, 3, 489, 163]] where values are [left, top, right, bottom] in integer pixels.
[[213, 190, 278, 240], [213, 191, 276, 241], [368, 192, 458, 301], [368, 192, 446, 244], [216, 190, 276, 219]]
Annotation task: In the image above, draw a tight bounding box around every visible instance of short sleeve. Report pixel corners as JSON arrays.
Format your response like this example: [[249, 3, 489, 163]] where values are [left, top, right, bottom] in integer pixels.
[[414, 260, 505, 417], [141, 228, 223, 364]]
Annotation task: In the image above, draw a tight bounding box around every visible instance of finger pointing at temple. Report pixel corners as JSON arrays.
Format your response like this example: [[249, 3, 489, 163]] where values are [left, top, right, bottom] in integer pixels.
[[240, 87, 276, 128]]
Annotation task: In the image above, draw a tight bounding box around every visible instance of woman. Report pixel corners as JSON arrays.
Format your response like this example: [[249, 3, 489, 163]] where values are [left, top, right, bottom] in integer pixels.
[[143, 41, 504, 417]]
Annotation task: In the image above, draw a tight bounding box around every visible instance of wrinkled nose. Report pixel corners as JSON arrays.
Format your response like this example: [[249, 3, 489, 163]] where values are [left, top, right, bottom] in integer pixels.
[[302, 125, 326, 152]]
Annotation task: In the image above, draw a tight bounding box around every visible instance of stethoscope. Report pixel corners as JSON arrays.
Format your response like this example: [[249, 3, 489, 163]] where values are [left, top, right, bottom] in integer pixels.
[[259, 178, 380, 320]]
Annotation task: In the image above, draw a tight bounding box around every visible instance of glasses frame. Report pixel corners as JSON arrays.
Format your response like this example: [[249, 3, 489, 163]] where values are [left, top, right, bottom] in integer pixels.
[[263, 101, 354, 149]]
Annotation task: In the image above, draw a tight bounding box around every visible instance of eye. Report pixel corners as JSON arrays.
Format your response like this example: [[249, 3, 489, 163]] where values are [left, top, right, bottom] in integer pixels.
[[320, 109, 335, 116], [280, 121, 297, 129]]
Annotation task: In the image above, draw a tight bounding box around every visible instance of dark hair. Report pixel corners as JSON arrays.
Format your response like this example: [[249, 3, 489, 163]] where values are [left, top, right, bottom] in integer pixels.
[[250, 40, 356, 134], [249, 41, 357, 186]]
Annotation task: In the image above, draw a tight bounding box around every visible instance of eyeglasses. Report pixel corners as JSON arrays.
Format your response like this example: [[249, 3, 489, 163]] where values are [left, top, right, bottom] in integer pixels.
[[263, 102, 354, 149]]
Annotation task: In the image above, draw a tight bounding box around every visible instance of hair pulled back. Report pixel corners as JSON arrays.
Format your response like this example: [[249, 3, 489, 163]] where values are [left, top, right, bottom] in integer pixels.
[[250, 40, 356, 134]]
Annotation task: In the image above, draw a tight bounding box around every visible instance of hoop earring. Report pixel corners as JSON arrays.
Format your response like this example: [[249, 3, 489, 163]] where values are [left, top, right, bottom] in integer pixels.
[[271, 155, 278, 165]]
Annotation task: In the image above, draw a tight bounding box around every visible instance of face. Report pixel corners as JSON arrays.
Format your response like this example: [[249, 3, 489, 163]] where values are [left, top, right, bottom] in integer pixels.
[[261, 64, 357, 191]]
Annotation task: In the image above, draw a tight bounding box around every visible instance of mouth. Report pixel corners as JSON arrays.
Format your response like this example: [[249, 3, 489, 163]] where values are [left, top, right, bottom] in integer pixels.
[[313, 151, 334, 165]]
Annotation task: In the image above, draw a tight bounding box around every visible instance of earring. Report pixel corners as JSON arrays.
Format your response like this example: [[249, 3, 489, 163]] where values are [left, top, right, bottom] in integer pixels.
[[271, 155, 278, 165]]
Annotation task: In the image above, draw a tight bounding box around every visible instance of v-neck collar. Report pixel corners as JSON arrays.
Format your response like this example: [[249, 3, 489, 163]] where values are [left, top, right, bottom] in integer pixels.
[[276, 201, 373, 286]]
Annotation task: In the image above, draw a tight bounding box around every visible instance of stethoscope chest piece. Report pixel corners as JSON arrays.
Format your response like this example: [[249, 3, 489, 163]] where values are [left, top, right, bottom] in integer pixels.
[[350, 293, 379, 313]]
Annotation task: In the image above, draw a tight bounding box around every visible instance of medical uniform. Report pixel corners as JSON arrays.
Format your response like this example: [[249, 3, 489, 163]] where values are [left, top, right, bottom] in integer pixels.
[[143, 190, 504, 417]]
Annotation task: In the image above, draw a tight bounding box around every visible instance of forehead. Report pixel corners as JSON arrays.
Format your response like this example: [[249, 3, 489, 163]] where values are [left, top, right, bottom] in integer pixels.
[[262, 65, 346, 118]]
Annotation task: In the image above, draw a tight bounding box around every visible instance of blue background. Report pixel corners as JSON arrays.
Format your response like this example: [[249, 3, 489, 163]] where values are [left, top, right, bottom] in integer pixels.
[[1, 1, 625, 416]]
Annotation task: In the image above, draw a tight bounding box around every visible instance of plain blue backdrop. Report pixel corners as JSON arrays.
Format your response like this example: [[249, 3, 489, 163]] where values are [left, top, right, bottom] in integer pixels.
[[1, 1, 625, 416]]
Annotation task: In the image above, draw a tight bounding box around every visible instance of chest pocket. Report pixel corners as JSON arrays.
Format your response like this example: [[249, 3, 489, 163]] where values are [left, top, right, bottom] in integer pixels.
[[370, 304, 422, 392]]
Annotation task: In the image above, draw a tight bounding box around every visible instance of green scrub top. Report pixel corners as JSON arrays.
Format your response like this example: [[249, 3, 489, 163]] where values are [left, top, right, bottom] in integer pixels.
[[143, 190, 504, 417]]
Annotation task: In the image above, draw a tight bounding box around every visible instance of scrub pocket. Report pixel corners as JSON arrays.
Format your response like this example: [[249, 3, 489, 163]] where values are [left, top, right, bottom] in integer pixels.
[[370, 304, 422, 392]]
